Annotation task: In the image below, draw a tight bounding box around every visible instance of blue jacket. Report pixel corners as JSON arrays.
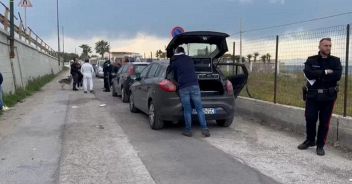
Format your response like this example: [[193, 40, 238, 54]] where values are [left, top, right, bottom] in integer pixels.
[[170, 54, 198, 89]]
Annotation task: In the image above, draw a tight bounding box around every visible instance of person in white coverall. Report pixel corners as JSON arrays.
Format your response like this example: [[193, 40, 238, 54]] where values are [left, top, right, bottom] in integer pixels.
[[81, 59, 95, 93]]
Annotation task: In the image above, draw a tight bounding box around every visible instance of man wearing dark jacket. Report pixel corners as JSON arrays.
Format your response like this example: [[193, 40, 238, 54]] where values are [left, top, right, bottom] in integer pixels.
[[298, 38, 342, 156], [70, 59, 81, 91], [0, 72, 3, 110], [103, 60, 112, 92], [170, 47, 210, 137]]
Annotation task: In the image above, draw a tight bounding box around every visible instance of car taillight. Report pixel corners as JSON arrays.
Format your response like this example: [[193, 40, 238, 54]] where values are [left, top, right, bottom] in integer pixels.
[[226, 80, 234, 95], [128, 66, 135, 76], [160, 80, 177, 92]]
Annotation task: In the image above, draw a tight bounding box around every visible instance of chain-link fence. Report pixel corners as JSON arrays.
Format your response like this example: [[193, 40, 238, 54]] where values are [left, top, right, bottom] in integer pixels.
[[235, 24, 352, 117]]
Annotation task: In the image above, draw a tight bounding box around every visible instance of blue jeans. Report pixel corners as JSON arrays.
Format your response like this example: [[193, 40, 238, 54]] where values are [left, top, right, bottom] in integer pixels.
[[0, 85, 3, 110], [179, 85, 208, 132]]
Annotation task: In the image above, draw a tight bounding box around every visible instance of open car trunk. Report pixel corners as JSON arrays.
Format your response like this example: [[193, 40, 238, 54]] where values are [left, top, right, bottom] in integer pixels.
[[198, 78, 224, 96], [166, 31, 248, 98], [166, 67, 225, 96]]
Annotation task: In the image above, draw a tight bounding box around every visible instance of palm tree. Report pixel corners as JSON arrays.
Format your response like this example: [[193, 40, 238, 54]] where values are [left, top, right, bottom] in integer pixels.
[[234, 55, 241, 63], [247, 54, 253, 63], [253, 52, 259, 62], [95, 40, 110, 58], [79, 44, 92, 59], [261, 55, 267, 63], [266, 53, 271, 63], [241, 57, 246, 63]]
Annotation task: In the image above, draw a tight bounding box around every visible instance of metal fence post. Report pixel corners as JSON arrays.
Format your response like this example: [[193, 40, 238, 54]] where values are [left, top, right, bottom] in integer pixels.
[[233, 42, 238, 75], [343, 24, 350, 117], [274, 35, 279, 104]]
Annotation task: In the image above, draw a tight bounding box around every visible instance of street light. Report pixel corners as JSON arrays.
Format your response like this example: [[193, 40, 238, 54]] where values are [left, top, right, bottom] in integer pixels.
[[56, 0, 61, 66]]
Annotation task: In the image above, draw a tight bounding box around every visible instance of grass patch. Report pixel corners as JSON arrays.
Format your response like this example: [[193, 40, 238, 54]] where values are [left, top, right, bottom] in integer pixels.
[[3, 67, 67, 108], [241, 72, 351, 116]]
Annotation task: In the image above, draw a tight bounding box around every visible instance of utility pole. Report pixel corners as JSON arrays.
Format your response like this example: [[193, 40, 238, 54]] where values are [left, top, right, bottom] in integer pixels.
[[62, 26, 65, 64], [240, 18, 243, 62], [56, 0, 61, 66], [9, 0, 15, 58], [62, 26, 64, 54]]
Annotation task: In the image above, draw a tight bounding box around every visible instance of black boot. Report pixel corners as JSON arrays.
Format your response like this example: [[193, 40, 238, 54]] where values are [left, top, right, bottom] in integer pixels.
[[316, 147, 325, 156], [297, 140, 316, 150]]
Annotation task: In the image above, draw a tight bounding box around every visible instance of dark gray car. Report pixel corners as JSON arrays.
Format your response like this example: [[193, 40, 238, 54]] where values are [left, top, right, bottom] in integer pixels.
[[129, 31, 248, 130], [111, 62, 149, 102]]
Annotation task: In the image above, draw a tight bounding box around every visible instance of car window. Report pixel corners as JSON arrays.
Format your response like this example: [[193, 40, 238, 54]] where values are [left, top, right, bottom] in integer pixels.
[[118, 66, 125, 74], [135, 65, 148, 73], [140, 65, 151, 78], [122, 65, 129, 73], [157, 66, 166, 78], [147, 64, 159, 78]]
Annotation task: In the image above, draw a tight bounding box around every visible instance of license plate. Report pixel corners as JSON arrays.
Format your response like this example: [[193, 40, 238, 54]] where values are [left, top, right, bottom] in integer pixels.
[[192, 108, 215, 115]]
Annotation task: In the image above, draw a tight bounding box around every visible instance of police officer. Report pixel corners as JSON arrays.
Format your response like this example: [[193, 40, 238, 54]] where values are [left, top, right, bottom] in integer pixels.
[[298, 38, 342, 156], [70, 59, 80, 91], [103, 59, 112, 92]]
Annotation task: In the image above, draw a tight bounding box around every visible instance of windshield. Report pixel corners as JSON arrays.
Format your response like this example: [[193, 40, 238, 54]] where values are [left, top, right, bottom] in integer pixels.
[[179, 43, 219, 58]]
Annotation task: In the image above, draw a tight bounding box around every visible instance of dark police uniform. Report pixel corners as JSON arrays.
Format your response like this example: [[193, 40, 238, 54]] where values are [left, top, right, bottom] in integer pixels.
[[103, 60, 112, 92], [70, 62, 81, 90], [303, 53, 342, 148]]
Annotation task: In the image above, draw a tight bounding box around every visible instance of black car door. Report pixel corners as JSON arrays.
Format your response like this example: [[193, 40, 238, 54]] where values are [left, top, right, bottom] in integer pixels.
[[134, 65, 152, 112], [216, 62, 249, 98]]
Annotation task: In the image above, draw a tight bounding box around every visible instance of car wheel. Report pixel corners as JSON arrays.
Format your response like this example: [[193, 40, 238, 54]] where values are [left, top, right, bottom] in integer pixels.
[[148, 102, 164, 130], [129, 94, 138, 113], [122, 87, 129, 103], [216, 119, 233, 127], [112, 85, 118, 97]]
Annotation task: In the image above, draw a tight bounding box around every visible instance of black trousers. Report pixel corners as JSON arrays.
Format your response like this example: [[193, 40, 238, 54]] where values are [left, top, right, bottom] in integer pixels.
[[305, 99, 335, 147], [104, 73, 110, 91], [72, 73, 79, 89]]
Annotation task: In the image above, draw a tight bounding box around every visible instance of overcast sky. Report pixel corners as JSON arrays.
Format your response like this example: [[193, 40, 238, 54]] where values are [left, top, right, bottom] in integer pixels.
[[11, 0, 352, 54]]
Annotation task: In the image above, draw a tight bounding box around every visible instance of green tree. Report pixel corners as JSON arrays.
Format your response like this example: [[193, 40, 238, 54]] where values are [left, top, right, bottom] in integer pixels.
[[241, 57, 246, 63], [95, 40, 110, 58], [59, 52, 79, 62], [79, 44, 92, 59], [247, 54, 253, 63], [261, 55, 267, 63], [234, 55, 241, 62], [253, 52, 259, 62], [266, 53, 272, 63]]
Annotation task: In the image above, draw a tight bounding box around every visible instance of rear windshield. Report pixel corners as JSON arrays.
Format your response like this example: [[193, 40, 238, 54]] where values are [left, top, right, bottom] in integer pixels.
[[179, 43, 218, 58], [135, 65, 148, 73]]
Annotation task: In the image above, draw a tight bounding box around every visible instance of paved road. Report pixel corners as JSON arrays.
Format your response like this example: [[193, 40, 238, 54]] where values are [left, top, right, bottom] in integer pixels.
[[94, 81, 278, 184], [0, 73, 351, 184]]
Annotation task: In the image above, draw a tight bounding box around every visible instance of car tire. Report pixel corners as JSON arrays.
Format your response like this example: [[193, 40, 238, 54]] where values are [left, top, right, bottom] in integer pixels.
[[122, 87, 129, 103], [216, 119, 233, 127], [112, 85, 118, 97], [129, 94, 138, 113], [148, 102, 164, 130]]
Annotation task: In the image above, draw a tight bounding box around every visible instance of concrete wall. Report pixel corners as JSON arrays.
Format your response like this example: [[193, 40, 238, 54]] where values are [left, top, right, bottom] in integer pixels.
[[0, 29, 61, 94], [236, 97, 352, 151]]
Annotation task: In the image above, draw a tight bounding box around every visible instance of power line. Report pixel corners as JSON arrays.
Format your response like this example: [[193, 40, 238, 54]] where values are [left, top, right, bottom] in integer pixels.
[[232, 11, 352, 35]]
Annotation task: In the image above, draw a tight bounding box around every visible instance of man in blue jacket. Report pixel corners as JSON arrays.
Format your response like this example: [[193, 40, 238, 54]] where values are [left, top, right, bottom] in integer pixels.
[[0, 72, 3, 111], [171, 47, 210, 137]]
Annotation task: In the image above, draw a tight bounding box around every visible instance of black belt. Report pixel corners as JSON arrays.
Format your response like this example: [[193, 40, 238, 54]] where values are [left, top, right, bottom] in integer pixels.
[[307, 87, 338, 94]]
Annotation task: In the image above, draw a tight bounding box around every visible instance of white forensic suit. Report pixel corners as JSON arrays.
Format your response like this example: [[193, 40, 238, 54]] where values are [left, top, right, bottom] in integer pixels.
[[81, 62, 95, 92]]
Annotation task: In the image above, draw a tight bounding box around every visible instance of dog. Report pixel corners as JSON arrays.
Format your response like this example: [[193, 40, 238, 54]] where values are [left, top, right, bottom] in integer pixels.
[[58, 76, 72, 89]]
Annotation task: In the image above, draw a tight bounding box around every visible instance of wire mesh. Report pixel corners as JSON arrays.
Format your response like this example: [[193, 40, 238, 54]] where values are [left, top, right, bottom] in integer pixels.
[[238, 35, 277, 102], [278, 25, 347, 115], [237, 24, 351, 116]]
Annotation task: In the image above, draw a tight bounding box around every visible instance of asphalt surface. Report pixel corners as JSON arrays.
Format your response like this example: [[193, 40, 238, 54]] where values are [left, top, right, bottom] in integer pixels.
[[0, 73, 351, 184], [94, 80, 279, 184]]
